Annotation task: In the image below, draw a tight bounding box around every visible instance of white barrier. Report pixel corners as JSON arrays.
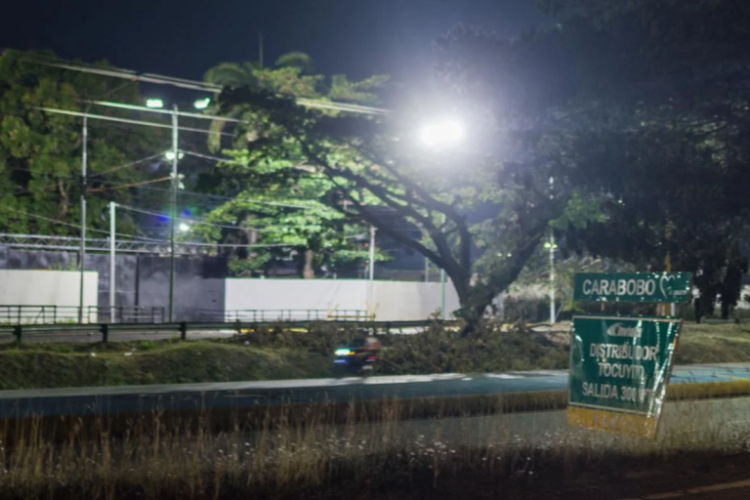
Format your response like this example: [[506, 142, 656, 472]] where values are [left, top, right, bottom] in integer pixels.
[[225, 279, 461, 321], [0, 270, 98, 307]]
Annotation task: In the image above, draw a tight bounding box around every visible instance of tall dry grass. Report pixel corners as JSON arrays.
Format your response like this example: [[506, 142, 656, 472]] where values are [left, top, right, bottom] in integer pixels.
[[0, 394, 749, 499]]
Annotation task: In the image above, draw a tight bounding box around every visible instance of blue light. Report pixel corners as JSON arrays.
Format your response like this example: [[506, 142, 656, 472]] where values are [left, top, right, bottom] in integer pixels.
[[157, 215, 170, 223], [334, 360, 347, 364], [182, 209, 191, 217]]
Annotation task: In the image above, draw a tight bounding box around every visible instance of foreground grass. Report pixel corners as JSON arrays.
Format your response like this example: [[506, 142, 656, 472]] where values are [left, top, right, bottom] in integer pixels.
[[0, 340, 332, 390], [0, 395, 749, 499]]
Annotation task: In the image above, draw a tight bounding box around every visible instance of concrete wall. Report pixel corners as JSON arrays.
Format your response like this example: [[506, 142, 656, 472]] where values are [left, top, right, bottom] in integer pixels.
[[0, 270, 98, 307], [225, 278, 460, 321], [372, 281, 460, 320]]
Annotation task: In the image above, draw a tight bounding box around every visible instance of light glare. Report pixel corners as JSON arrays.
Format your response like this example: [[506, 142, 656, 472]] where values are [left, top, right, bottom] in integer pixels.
[[421, 119, 464, 148], [194, 97, 211, 110]]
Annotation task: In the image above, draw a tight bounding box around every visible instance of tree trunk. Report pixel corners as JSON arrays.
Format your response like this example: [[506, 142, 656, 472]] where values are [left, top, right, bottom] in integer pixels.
[[302, 249, 315, 279]]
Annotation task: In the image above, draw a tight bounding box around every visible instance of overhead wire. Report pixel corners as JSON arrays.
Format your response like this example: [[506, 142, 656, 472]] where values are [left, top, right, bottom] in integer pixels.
[[115, 203, 272, 232], [0, 205, 160, 241], [88, 176, 172, 193], [132, 185, 314, 209], [31, 56, 392, 115]]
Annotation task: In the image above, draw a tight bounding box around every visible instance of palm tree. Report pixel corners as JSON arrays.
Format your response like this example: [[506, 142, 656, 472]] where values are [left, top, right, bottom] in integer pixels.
[[204, 61, 260, 88], [202, 53, 316, 151], [274, 52, 315, 74]]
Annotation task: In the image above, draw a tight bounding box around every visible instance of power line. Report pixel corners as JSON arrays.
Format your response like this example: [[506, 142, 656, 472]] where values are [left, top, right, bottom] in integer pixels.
[[133, 185, 314, 209], [33, 57, 391, 116], [116, 203, 270, 232], [92, 153, 165, 177], [182, 150, 241, 164], [88, 176, 172, 193], [0, 205, 157, 241], [88, 100, 245, 123], [38, 107, 235, 136]]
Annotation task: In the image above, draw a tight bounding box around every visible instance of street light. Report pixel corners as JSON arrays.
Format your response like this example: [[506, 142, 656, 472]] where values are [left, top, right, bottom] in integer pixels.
[[194, 97, 211, 110], [146, 98, 164, 109], [179, 222, 190, 232], [165, 150, 184, 161], [420, 118, 464, 148]]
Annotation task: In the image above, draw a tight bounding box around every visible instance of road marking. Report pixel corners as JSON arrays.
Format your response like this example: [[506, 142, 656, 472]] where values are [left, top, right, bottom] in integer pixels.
[[623, 477, 750, 499]]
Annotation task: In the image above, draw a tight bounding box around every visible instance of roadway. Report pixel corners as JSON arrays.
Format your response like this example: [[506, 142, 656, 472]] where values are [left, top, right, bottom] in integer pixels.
[[1, 363, 749, 418]]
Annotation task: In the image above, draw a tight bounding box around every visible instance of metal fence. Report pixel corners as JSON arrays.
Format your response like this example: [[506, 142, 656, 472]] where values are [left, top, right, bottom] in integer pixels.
[[0, 305, 166, 325], [196, 309, 370, 322]]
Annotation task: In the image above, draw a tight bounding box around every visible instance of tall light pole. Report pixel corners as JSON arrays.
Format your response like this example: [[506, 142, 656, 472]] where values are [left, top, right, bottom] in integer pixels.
[[545, 234, 557, 326], [109, 201, 116, 323], [546, 176, 557, 327], [440, 214, 447, 320], [168, 105, 179, 322], [368, 226, 376, 317], [78, 114, 88, 323]]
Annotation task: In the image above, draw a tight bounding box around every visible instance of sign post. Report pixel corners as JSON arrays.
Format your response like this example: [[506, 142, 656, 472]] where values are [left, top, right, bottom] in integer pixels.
[[574, 272, 692, 303], [568, 272, 692, 438], [567, 315, 681, 438]]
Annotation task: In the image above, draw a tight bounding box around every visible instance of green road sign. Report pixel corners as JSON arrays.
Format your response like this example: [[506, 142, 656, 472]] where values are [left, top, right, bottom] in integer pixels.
[[568, 315, 681, 438], [574, 272, 692, 303]]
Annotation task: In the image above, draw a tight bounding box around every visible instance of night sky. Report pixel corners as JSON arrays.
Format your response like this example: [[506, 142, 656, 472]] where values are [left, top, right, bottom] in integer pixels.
[[1, 1, 545, 82]]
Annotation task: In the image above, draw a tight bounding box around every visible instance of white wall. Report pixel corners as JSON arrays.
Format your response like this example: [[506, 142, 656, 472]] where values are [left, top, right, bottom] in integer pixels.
[[372, 281, 460, 321], [225, 279, 461, 321], [0, 270, 98, 307]]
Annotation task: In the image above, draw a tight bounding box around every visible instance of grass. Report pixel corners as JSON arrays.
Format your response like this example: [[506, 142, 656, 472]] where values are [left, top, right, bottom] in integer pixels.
[[676, 321, 750, 364], [0, 340, 332, 390], [0, 393, 749, 499], [0, 320, 747, 391]]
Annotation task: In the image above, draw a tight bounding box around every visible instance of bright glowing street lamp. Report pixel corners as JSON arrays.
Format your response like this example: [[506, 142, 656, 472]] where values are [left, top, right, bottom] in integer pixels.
[[165, 150, 185, 161], [146, 98, 164, 109], [194, 97, 211, 110], [179, 222, 190, 232], [420, 118, 465, 148]]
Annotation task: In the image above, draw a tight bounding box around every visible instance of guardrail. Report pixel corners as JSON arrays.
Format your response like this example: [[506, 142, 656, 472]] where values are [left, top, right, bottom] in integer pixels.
[[196, 309, 370, 322], [0, 305, 166, 325], [0, 319, 457, 343]]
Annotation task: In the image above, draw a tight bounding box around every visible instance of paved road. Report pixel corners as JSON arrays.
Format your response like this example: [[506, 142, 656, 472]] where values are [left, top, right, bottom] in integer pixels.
[[1, 363, 749, 418]]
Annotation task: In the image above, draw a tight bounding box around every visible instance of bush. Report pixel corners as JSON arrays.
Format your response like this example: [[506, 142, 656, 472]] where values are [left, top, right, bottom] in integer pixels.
[[376, 323, 569, 375]]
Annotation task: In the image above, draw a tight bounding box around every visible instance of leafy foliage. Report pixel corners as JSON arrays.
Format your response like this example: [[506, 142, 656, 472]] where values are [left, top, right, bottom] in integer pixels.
[[0, 49, 163, 237], [442, 1, 750, 317], [197, 56, 390, 277]]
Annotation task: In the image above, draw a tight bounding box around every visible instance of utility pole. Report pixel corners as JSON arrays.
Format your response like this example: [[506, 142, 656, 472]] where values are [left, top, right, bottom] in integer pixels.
[[549, 176, 556, 327], [549, 229, 556, 327], [259, 32, 264, 69], [440, 214, 446, 320], [109, 201, 116, 324], [168, 105, 179, 322], [78, 114, 88, 324], [368, 226, 376, 316]]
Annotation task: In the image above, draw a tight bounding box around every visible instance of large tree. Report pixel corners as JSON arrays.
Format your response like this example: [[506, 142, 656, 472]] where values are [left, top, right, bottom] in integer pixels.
[[533, 0, 750, 319], [0, 49, 163, 238], [212, 80, 569, 333], [195, 56, 390, 278], [426, 1, 750, 321]]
